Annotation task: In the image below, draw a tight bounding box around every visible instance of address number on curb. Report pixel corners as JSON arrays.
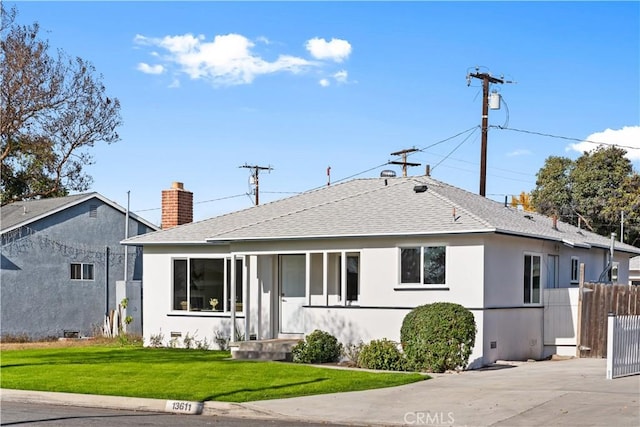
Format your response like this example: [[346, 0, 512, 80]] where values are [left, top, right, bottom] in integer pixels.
[[165, 400, 203, 415]]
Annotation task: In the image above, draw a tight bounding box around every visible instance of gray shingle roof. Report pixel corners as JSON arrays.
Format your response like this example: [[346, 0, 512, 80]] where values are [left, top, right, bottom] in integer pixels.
[[1, 193, 159, 233], [122, 176, 640, 255]]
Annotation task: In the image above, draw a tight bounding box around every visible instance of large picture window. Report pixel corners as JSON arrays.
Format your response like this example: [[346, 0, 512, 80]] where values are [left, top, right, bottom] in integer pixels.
[[400, 246, 446, 285], [524, 254, 541, 304], [172, 257, 243, 313], [70, 263, 94, 280]]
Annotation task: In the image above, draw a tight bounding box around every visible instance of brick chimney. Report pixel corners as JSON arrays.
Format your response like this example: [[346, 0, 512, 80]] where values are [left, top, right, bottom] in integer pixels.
[[161, 182, 193, 229]]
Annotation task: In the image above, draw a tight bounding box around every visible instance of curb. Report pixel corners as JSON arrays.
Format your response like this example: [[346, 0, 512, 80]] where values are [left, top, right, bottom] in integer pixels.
[[0, 389, 283, 421]]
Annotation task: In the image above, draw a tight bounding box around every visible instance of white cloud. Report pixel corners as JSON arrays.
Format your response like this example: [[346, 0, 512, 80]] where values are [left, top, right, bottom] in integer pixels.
[[134, 33, 315, 86], [333, 70, 348, 84], [319, 78, 330, 87], [506, 149, 532, 157], [136, 63, 164, 75], [567, 126, 640, 161], [305, 37, 352, 62]]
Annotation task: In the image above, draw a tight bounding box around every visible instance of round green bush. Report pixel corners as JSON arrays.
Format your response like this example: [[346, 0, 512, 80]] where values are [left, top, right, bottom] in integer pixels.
[[400, 302, 476, 373], [292, 329, 343, 364], [358, 339, 407, 371]]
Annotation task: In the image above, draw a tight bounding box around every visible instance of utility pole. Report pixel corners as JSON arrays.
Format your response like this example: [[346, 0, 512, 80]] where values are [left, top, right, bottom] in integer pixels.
[[390, 148, 421, 177], [468, 70, 504, 197], [240, 164, 273, 206]]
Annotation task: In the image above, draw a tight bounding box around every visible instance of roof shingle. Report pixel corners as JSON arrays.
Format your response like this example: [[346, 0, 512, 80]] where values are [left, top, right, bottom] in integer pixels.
[[122, 176, 640, 255]]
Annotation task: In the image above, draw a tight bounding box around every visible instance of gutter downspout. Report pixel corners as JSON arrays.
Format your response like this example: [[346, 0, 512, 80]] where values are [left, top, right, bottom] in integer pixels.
[[105, 246, 110, 316]]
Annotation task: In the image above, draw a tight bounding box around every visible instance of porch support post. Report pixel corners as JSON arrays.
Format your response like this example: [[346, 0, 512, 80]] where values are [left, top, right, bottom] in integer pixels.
[[230, 254, 237, 341], [305, 252, 311, 306], [322, 252, 328, 306], [257, 256, 262, 340], [244, 256, 250, 341], [340, 251, 347, 306]]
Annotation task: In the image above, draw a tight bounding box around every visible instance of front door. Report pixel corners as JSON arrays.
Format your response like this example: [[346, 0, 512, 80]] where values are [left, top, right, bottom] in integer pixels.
[[279, 254, 306, 334]]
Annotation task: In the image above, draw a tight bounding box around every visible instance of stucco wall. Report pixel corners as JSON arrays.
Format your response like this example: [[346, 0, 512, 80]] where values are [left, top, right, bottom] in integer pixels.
[[138, 233, 636, 365], [140, 236, 486, 355], [1, 199, 153, 339]]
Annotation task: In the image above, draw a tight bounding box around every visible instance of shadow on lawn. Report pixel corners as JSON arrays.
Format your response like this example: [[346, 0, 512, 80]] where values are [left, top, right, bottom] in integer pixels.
[[201, 377, 328, 401]]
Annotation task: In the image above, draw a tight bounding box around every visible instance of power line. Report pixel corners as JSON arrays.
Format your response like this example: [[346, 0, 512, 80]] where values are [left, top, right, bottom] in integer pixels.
[[135, 194, 247, 212], [493, 126, 640, 151], [431, 127, 479, 172]]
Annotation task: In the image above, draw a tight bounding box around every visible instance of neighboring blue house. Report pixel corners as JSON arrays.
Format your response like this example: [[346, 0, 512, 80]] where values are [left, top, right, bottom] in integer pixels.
[[1, 193, 158, 340]]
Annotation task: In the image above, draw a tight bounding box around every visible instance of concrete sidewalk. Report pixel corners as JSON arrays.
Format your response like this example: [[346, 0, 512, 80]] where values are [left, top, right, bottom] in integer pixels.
[[2, 358, 639, 426]]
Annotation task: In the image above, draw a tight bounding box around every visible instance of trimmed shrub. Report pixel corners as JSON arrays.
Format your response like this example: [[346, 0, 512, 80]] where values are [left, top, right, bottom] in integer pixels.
[[292, 330, 343, 364], [400, 302, 476, 373], [358, 339, 407, 371]]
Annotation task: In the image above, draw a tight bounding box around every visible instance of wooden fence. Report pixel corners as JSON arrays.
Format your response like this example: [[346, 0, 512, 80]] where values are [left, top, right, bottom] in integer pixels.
[[577, 282, 640, 358], [606, 314, 640, 379]]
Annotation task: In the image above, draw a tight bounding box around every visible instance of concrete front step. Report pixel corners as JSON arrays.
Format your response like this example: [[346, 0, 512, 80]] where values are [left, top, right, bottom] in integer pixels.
[[230, 338, 302, 361]]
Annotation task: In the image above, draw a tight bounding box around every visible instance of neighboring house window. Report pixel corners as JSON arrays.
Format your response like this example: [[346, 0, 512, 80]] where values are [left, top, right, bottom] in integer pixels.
[[172, 257, 243, 313], [547, 255, 559, 288], [524, 254, 541, 304], [70, 263, 94, 280], [570, 257, 580, 284], [609, 262, 619, 284], [400, 246, 446, 285], [89, 204, 98, 218]]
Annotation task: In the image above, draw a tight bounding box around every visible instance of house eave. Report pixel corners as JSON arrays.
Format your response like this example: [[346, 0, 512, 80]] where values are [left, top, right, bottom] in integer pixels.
[[204, 228, 497, 244], [495, 229, 640, 255]]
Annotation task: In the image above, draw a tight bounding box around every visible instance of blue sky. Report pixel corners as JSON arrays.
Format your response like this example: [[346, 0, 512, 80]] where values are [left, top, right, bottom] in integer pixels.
[[8, 1, 640, 226]]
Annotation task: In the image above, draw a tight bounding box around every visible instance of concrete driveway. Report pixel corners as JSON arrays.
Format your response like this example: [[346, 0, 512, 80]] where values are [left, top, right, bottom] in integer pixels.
[[246, 358, 640, 426]]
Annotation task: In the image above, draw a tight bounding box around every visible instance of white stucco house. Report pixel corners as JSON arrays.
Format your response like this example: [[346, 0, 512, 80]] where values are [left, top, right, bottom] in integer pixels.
[[123, 176, 640, 368]]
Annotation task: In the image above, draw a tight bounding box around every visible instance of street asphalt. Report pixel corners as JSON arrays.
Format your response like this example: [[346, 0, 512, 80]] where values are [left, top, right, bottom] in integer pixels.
[[2, 357, 639, 426]]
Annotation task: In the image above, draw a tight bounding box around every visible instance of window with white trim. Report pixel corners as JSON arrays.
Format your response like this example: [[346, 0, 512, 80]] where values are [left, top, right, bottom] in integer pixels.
[[70, 263, 94, 280], [570, 257, 580, 284], [400, 246, 446, 285], [172, 257, 243, 313], [524, 254, 541, 304], [338, 253, 360, 302]]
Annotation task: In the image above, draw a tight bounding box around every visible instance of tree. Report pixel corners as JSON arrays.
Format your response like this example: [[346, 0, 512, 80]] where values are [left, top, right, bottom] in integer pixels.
[[531, 146, 640, 246], [602, 174, 640, 247], [530, 155, 573, 218], [0, 5, 121, 204], [510, 191, 534, 212]]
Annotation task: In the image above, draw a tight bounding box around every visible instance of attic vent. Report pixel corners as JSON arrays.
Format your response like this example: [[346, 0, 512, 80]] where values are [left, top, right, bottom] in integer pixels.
[[380, 170, 396, 178], [524, 214, 534, 220], [89, 205, 98, 218], [413, 184, 428, 193]]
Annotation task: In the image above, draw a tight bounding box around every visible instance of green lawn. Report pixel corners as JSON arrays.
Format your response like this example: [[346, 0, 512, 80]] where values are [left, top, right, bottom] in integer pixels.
[[0, 345, 426, 402]]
